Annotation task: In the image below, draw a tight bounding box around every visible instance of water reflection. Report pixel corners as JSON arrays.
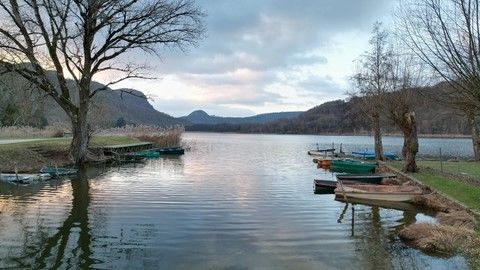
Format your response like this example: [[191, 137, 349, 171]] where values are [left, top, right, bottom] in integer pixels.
[[0, 133, 473, 269], [34, 167, 93, 269]]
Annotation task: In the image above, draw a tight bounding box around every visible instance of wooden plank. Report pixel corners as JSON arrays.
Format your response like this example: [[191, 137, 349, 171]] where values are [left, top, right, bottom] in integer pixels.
[[92, 142, 152, 150]]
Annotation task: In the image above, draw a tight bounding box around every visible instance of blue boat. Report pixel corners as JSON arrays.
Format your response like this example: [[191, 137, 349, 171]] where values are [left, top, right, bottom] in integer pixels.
[[352, 150, 400, 160]]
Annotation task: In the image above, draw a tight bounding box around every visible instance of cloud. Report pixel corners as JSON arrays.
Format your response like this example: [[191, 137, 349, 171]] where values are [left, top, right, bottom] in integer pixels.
[[111, 0, 397, 116]]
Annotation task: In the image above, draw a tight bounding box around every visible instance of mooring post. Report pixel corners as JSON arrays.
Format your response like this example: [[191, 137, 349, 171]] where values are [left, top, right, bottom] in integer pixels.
[[14, 165, 19, 182]]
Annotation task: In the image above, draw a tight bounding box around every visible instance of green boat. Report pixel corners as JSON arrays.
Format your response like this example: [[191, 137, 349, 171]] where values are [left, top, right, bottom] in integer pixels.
[[40, 166, 78, 176], [329, 159, 377, 174], [130, 150, 160, 159], [154, 147, 185, 155]]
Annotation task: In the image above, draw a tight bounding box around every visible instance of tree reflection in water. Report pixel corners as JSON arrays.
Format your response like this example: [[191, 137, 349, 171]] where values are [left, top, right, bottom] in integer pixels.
[[35, 166, 94, 269]]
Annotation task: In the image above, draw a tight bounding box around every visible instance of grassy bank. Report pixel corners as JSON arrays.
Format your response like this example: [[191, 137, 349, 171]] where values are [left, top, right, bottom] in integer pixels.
[[389, 161, 480, 212], [0, 136, 138, 173], [411, 160, 480, 179], [388, 161, 480, 267]]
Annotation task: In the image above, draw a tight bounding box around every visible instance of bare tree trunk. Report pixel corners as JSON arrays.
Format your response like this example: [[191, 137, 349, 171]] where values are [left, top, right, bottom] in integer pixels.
[[400, 112, 418, 173], [372, 112, 385, 161], [70, 93, 90, 165], [466, 111, 480, 161]]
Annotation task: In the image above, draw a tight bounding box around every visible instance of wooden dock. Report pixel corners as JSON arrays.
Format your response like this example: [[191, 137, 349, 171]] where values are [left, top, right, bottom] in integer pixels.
[[92, 142, 153, 155]]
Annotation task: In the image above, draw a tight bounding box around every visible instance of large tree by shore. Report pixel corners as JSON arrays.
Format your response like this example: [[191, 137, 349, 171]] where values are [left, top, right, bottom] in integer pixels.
[[0, 0, 204, 165], [398, 0, 480, 161]]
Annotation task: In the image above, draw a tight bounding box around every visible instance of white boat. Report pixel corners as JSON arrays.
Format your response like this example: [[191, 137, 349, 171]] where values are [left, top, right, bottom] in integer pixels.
[[334, 184, 423, 202], [308, 148, 335, 156]]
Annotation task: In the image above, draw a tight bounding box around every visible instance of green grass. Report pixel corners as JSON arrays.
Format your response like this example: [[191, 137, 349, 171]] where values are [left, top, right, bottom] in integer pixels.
[[414, 160, 480, 178], [389, 161, 480, 212]]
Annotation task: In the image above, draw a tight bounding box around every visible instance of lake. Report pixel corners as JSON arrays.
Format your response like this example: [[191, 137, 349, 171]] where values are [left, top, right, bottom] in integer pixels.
[[0, 133, 474, 269]]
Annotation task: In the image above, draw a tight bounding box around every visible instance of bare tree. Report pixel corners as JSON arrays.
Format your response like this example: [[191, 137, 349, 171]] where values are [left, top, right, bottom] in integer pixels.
[[383, 52, 424, 172], [352, 22, 391, 161], [0, 0, 204, 165], [397, 0, 480, 160]]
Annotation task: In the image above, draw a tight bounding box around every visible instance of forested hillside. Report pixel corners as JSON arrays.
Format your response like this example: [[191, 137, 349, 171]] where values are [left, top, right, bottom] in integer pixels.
[[186, 86, 472, 135], [181, 110, 303, 125]]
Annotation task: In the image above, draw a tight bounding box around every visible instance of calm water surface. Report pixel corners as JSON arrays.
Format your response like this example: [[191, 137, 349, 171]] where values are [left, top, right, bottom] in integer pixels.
[[0, 133, 473, 269]]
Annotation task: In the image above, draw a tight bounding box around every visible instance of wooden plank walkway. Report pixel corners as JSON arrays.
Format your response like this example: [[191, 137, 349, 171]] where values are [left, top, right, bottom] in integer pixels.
[[92, 142, 153, 155]]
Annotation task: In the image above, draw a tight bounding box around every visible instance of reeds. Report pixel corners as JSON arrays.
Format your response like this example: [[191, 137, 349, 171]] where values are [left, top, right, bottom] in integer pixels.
[[0, 124, 68, 138], [98, 125, 184, 147], [399, 223, 475, 254]]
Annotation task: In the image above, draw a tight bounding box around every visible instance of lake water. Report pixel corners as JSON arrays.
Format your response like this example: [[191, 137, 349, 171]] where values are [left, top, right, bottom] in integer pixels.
[[0, 133, 474, 269]]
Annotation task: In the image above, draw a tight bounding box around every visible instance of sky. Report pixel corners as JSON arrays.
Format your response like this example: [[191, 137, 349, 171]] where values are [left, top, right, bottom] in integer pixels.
[[110, 0, 397, 117]]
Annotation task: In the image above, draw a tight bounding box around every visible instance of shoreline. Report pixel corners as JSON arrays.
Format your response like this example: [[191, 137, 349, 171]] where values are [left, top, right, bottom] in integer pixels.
[[184, 130, 472, 139]]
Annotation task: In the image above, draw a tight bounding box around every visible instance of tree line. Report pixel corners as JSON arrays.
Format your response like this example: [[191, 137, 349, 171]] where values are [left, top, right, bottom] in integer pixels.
[[348, 0, 480, 172]]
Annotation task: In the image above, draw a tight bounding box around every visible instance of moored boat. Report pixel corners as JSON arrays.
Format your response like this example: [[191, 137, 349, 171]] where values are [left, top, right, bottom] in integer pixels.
[[40, 166, 78, 176], [308, 148, 335, 156], [336, 173, 396, 184], [1, 173, 52, 183], [154, 147, 185, 155], [129, 150, 161, 158], [334, 184, 423, 202], [352, 150, 400, 160], [313, 179, 337, 193], [329, 159, 377, 174]]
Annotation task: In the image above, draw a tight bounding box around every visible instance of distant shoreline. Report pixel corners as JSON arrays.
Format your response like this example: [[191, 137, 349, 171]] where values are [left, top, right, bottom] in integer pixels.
[[184, 130, 471, 139]]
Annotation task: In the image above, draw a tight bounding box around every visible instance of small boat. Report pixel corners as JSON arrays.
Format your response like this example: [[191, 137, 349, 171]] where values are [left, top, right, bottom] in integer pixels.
[[329, 159, 377, 174], [130, 150, 161, 158], [334, 197, 418, 211], [40, 166, 78, 176], [313, 157, 337, 167], [352, 150, 400, 160], [336, 173, 396, 184], [335, 184, 423, 202], [154, 147, 185, 155], [1, 173, 52, 183], [308, 148, 335, 156], [314, 179, 337, 193]]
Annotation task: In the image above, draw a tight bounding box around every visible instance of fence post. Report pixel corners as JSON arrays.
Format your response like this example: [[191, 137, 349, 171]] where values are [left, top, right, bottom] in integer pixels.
[[439, 148, 443, 173]]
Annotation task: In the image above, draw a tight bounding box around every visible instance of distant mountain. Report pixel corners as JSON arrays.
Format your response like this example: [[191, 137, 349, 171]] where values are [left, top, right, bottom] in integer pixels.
[[0, 72, 183, 127], [181, 110, 303, 125]]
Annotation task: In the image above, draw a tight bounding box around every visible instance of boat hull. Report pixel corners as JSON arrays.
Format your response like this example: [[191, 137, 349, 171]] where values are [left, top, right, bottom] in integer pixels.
[[335, 174, 395, 184], [335, 184, 422, 202], [330, 161, 376, 174], [40, 166, 78, 176], [313, 179, 337, 193], [155, 147, 185, 155]]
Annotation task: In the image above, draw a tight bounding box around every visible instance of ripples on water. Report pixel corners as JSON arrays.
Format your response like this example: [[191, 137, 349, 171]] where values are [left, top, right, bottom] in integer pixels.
[[0, 133, 472, 269]]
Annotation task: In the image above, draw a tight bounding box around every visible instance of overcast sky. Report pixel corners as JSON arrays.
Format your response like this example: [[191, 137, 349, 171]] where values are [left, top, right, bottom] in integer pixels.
[[110, 0, 397, 117]]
